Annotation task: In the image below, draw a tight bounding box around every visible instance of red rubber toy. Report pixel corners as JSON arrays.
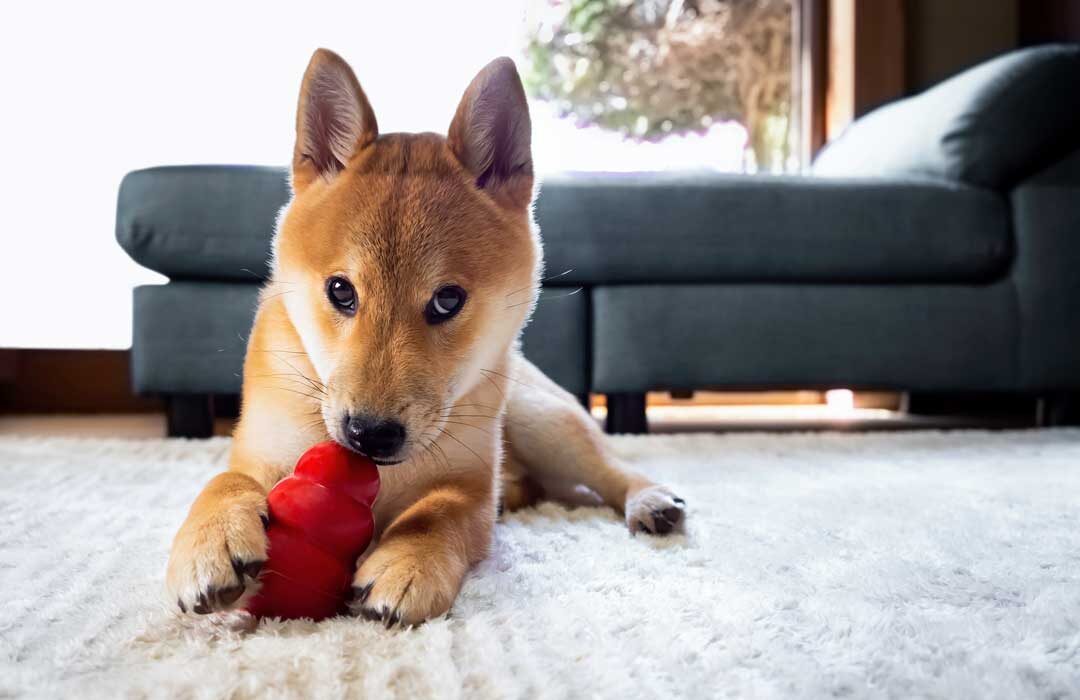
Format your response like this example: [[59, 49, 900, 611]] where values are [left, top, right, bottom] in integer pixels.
[[244, 441, 380, 620]]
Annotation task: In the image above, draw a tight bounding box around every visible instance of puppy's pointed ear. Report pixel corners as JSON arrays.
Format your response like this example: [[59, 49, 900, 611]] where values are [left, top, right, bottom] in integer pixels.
[[448, 57, 533, 210], [292, 49, 378, 192]]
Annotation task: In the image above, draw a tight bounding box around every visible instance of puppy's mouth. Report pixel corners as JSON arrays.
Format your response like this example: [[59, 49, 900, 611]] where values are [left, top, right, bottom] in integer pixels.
[[333, 437, 408, 467]]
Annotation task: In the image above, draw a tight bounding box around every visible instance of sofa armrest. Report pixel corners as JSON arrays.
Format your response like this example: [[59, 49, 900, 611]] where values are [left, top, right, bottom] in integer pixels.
[[814, 45, 1080, 189], [116, 165, 289, 281], [1011, 147, 1080, 389]]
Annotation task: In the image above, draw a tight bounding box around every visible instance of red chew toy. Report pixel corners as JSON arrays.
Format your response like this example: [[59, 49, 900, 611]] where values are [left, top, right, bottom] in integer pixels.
[[244, 441, 380, 620]]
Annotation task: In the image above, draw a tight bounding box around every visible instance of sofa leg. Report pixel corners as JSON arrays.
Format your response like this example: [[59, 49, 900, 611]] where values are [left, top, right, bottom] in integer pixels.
[[1037, 393, 1080, 427], [905, 392, 991, 416], [166, 394, 214, 438], [906, 392, 1034, 424], [605, 393, 648, 434]]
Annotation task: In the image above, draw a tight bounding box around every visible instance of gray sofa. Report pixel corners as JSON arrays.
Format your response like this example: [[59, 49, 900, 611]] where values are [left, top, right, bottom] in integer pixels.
[[117, 45, 1080, 436]]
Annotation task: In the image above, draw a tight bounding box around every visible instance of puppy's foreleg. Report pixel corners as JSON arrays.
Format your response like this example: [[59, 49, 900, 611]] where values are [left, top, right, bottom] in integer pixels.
[[350, 477, 494, 625], [503, 355, 686, 535], [167, 298, 322, 614], [165, 464, 274, 614]]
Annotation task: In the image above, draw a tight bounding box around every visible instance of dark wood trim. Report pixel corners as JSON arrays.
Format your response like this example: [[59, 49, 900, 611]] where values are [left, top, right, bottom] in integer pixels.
[[800, 0, 829, 161], [0, 350, 15, 383], [852, 0, 905, 117], [824, 0, 905, 141], [0, 349, 161, 414], [825, 0, 852, 141]]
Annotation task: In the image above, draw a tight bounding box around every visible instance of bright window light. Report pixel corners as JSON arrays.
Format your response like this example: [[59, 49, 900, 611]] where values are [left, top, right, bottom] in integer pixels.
[[0, 1, 789, 349]]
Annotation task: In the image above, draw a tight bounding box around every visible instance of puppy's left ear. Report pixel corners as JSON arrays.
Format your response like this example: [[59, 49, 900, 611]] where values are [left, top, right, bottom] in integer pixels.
[[448, 57, 533, 210], [292, 48, 378, 192]]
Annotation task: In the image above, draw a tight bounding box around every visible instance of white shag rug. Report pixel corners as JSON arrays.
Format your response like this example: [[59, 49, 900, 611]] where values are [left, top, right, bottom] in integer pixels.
[[2, 430, 1080, 699]]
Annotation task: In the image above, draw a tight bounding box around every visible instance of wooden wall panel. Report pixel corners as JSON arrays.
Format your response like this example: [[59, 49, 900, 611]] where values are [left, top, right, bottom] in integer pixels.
[[0, 350, 161, 414], [1020, 0, 1080, 44], [800, 0, 829, 159], [825, 0, 905, 141], [904, 0, 1017, 93]]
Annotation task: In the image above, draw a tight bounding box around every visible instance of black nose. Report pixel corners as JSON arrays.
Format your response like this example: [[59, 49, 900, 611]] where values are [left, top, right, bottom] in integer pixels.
[[343, 415, 406, 460]]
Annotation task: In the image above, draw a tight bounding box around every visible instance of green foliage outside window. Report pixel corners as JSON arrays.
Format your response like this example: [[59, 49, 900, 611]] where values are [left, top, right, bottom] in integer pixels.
[[523, 0, 794, 172]]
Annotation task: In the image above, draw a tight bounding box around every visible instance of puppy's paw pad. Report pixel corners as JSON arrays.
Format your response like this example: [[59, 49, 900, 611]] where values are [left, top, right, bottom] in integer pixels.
[[626, 486, 686, 536]]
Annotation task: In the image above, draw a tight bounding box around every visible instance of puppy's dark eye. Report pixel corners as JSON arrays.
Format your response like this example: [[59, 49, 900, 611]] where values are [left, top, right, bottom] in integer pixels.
[[326, 276, 357, 315], [425, 285, 467, 324]]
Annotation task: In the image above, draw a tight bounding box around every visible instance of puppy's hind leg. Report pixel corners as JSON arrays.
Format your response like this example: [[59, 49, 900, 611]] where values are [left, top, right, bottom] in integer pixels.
[[499, 449, 545, 515], [499, 355, 686, 535]]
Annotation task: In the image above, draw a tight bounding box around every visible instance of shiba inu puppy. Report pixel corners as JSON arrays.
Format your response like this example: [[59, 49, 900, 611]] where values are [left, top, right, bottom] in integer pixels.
[[166, 49, 686, 626]]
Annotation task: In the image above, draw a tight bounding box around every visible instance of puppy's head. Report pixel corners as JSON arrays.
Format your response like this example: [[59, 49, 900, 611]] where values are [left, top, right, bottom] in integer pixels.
[[273, 49, 540, 465]]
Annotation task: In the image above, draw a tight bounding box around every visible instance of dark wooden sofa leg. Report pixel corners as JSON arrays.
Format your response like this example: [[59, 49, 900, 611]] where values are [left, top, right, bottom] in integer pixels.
[[1038, 393, 1080, 427], [605, 392, 648, 434], [906, 392, 1036, 425], [166, 394, 214, 438]]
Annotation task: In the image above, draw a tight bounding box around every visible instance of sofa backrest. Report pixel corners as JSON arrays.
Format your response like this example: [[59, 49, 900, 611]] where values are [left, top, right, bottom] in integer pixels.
[[813, 44, 1080, 190]]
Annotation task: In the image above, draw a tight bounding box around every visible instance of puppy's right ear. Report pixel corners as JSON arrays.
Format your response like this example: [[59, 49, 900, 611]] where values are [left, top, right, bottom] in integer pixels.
[[447, 57, 533, 211], [292, 49, 378, 192]]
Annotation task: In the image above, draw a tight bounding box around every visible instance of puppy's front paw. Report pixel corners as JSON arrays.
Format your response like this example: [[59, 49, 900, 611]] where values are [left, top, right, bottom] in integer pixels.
[[166, 489, 268, 615], [349, 540, 463, 627], [626, 484, 686, 536]]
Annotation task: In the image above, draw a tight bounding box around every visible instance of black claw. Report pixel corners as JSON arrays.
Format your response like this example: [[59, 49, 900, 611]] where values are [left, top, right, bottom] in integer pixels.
[[231, 558, 264, 586], [243, 560, 265, 580], [360, 606, 383, 623], [661, 506, 684, 524], [652, 516, 674, 535], [178, 598, 187, 613], [193, 592, 212, 615], [673, 497, 686, 505], [637, 520, 652, 534], [351, 583, 374, 605], [214, 584, 245, 607]]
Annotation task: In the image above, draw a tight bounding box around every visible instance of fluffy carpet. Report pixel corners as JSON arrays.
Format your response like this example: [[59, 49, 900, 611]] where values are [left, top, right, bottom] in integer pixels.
[[2, 430, 1080, 698]]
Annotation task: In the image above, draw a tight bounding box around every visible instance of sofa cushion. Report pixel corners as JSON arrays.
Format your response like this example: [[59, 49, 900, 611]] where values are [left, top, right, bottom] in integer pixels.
[[590, 283, 1018, 393], [132, 282, 589, 395], [117, 165, 290, 281], [538, 173, 1011, 284], [132, 281, 259, 394], [813, 45, 1080, 189]]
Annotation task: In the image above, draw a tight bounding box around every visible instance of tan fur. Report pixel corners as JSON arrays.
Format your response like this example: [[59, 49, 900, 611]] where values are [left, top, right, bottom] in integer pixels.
[[166, 49, 685, 626]]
